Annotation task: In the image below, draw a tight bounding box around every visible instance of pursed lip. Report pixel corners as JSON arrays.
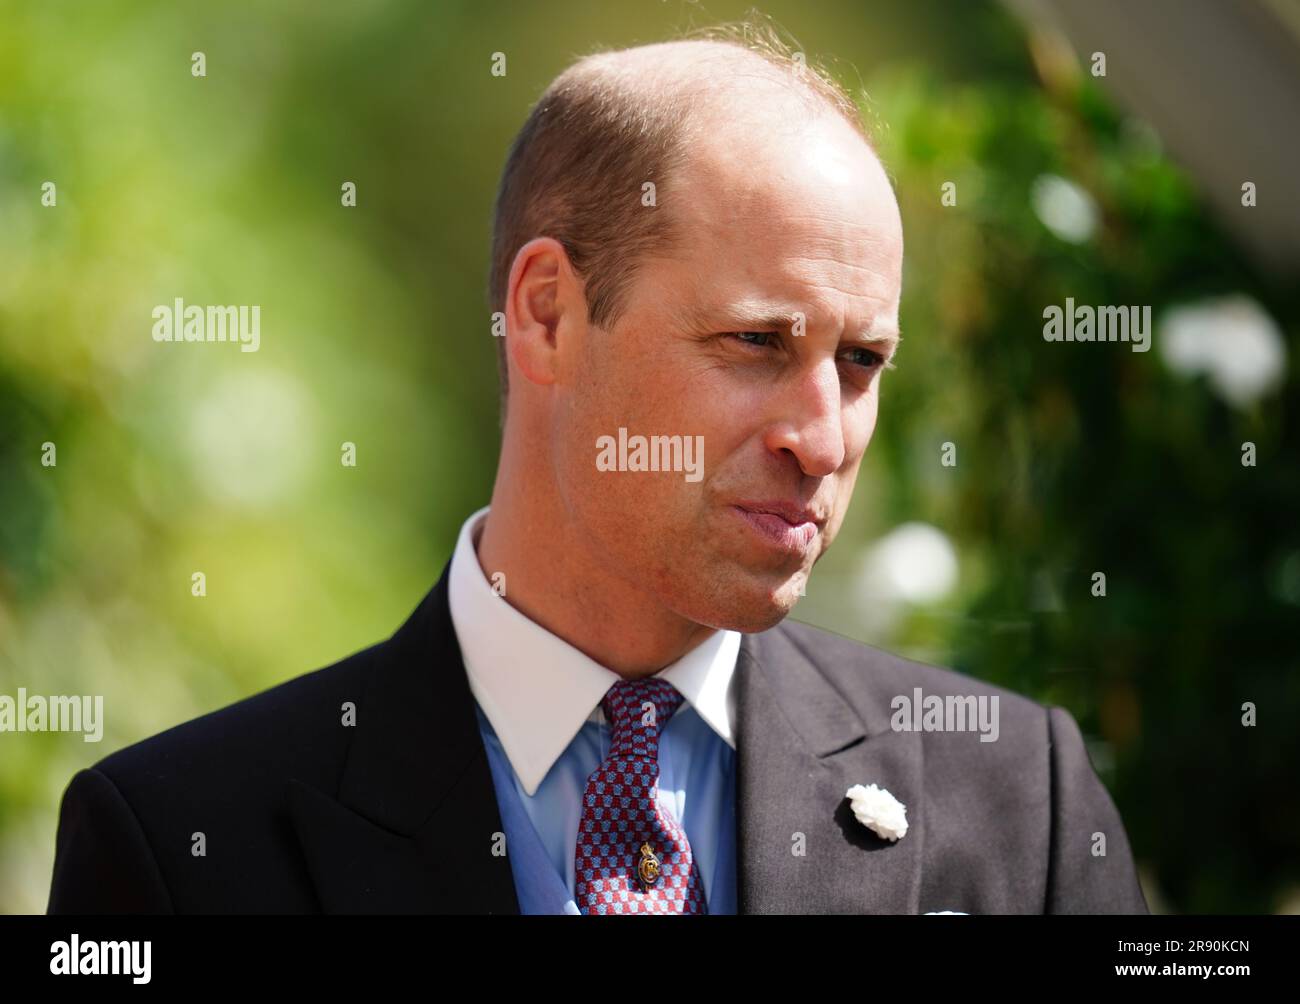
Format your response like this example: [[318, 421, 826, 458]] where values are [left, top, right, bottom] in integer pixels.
[[732, 500, 826, 527]]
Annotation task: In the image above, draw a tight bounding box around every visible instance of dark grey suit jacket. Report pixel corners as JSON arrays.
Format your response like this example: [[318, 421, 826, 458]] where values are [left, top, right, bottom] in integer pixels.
[[47, 559, 1148, 914]]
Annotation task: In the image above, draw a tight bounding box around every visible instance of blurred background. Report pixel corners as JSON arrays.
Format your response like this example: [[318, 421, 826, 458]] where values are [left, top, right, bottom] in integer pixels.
[[1, 0, 1297, 914]]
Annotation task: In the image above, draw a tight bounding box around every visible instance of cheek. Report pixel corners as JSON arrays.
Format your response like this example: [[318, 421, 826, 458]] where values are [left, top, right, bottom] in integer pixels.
[[847, 384, 881, 455], [823, 392, 877, 532], [554, 386, 703, 540]]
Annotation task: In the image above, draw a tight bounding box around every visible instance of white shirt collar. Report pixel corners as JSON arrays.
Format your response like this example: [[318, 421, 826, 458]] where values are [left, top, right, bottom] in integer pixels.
[[447, 505, 740, 796]]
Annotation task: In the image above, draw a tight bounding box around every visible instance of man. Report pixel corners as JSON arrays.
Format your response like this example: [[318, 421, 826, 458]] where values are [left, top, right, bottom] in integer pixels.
[[47, 34, 1148, 915]]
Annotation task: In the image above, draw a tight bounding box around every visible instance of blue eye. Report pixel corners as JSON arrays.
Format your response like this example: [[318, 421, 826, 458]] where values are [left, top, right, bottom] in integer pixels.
[[843, 347, 886, 369], [727, 331, 891, 373]]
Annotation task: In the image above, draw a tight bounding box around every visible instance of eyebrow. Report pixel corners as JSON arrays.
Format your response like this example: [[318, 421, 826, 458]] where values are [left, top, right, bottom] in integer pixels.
[[674, 301, 902, 356]]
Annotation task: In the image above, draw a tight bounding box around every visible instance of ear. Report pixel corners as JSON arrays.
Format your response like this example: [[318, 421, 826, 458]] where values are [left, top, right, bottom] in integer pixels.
[[505, 237, 580, 388]]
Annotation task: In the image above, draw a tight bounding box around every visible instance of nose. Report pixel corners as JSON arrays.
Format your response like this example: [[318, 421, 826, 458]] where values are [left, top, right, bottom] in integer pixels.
[[762, 360, 846, 477]]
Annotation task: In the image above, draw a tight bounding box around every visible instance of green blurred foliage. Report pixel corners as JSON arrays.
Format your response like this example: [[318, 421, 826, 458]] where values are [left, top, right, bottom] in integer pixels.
[[1, 0, 1296, 913]]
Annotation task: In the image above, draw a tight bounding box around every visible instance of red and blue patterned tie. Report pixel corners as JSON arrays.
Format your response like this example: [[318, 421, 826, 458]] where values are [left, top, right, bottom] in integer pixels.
[[574, 677, 708, 914]]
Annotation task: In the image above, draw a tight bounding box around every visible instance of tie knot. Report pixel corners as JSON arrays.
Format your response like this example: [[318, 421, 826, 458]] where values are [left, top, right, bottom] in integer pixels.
[[600, 678, 684, 758]]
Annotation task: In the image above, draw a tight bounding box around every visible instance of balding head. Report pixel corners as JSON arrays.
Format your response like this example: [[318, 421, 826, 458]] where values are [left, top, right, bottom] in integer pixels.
[[488, 31, 877, 417]]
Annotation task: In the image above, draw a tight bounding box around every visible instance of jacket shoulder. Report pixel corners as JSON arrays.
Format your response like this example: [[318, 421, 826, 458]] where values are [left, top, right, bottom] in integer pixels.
[[766, 617, 1061, 789], [49, 636, 397, 913], [772, 617, 1049, 728], [89, 639, 386, 797]]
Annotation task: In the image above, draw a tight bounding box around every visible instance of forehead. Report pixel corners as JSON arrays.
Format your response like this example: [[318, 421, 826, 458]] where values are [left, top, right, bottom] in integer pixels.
[[652, 115, 903, 329]]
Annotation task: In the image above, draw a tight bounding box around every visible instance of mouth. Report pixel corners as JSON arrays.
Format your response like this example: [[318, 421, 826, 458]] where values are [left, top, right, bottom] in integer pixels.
[[731, 500, 824, 555]]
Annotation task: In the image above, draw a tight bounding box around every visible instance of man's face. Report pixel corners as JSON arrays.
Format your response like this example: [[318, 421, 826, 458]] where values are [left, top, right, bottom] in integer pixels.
[[552, 112, 904, 633]]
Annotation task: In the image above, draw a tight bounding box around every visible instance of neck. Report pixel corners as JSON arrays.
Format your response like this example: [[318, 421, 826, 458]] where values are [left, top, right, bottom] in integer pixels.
[[475, 435, 715, 679]]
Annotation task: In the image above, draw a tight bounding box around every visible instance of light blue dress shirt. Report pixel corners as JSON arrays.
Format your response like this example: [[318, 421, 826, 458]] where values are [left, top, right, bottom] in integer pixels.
[[448, 506, 740, 915]]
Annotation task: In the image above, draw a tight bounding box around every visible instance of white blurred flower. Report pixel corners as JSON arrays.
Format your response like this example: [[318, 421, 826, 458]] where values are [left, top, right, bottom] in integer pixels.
[[1031, 173, 1099, 244], [187, 369, 317, 506], [863, 522, 959, 605], [1158, 295, 1287, 408]]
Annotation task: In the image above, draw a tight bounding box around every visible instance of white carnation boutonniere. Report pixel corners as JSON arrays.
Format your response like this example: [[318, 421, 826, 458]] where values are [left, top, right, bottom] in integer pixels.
[[845, 782, 908, 842]]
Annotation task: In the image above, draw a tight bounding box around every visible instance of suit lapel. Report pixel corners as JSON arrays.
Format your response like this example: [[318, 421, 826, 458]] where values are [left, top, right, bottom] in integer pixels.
[[287, 563, 520, 914], [735, 624, 924, 914]]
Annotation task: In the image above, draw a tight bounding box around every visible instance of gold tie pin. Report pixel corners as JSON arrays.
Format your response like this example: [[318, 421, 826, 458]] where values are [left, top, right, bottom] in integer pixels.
[[637, 841, 662, 892]]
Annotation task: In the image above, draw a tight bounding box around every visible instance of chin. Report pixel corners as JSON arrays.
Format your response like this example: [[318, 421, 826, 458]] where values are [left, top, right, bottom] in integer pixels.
[[674, 575, 802, 634]]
